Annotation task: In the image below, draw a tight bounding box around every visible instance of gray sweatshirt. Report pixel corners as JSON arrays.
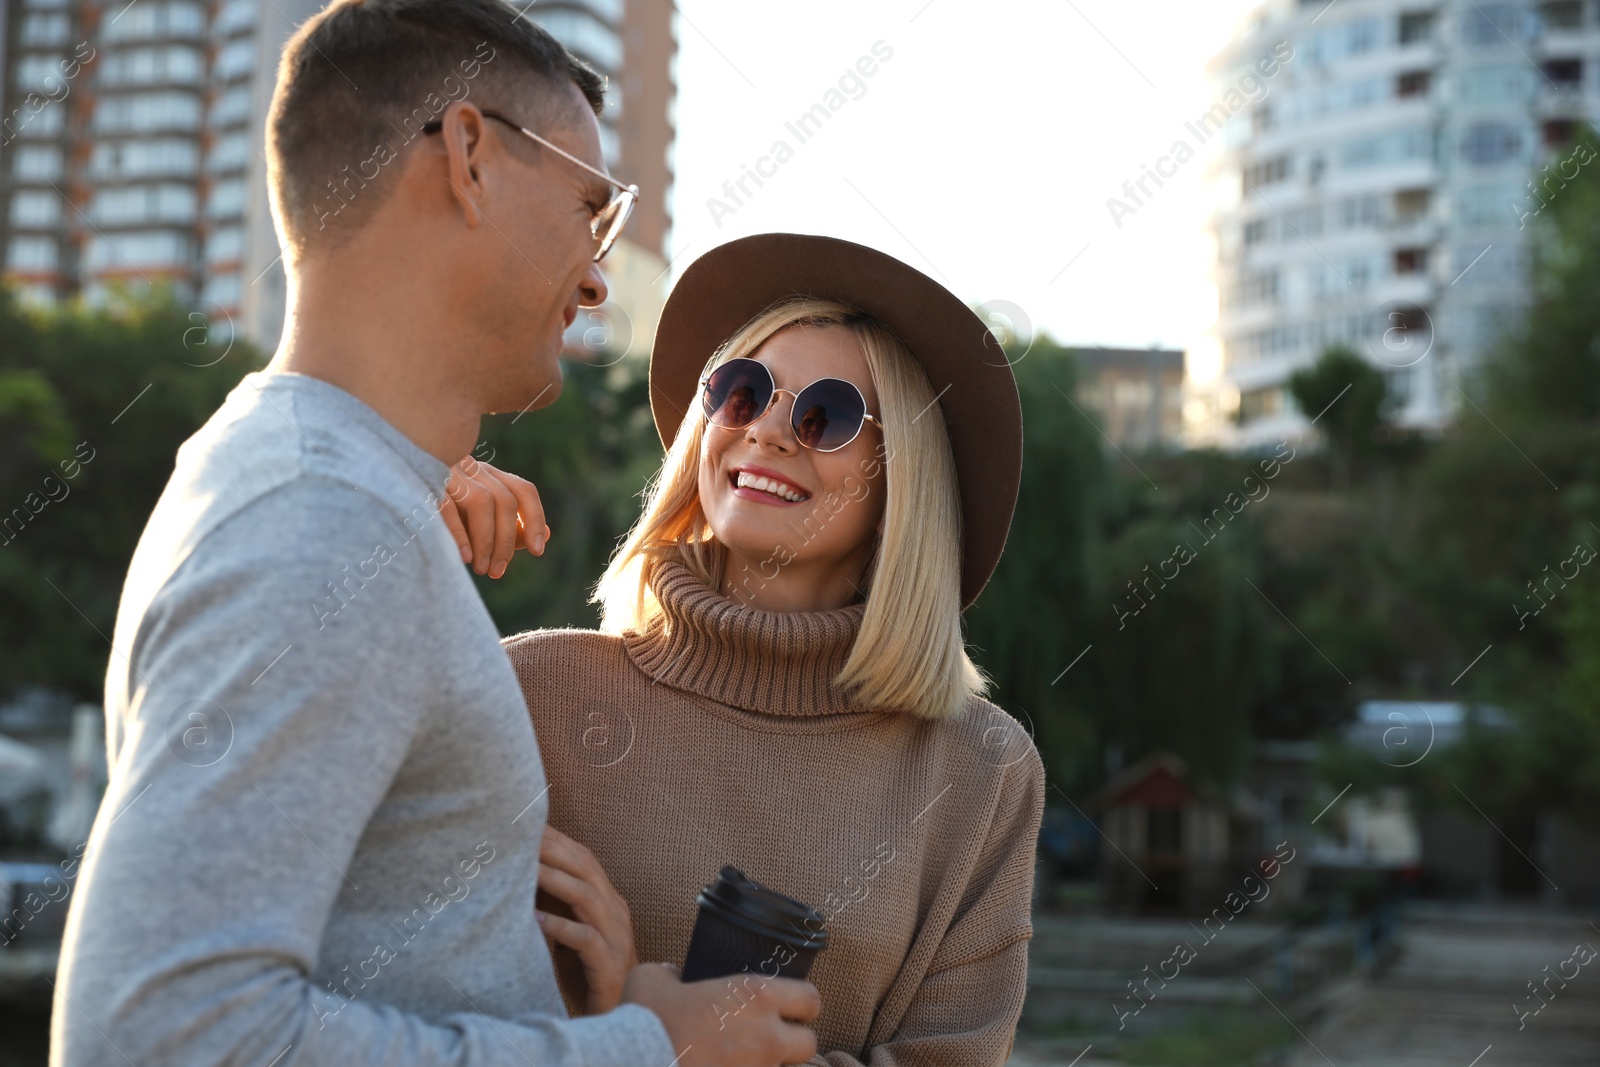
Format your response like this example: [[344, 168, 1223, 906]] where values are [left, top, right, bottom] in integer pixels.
[[52, 370, 675, 1066]]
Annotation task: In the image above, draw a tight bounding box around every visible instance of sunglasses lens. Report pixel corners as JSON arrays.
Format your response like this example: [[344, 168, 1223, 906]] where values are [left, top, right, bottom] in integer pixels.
[[593, 189, 637, 262], [702, 359, 772, 428], [792, 379, 867, 451]]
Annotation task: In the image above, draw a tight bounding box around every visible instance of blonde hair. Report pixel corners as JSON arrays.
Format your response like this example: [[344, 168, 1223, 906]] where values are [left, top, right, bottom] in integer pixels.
[[594, 297, 988, 720]]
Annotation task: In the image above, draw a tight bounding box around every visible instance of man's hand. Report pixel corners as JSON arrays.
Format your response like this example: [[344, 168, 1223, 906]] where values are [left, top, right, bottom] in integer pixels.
[[534, 826, 638, 1016], [439, 457, 549, 578], [622, 962, 821, 1067]]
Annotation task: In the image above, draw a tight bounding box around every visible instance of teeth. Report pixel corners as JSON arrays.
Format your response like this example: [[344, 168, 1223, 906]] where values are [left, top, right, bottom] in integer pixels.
[[736, 471, 806, 502]]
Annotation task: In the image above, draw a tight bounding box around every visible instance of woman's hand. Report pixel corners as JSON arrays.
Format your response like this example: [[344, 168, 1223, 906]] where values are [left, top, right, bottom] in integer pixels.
[[438, 456, 550, 579], [535, 826, 639, 1016]]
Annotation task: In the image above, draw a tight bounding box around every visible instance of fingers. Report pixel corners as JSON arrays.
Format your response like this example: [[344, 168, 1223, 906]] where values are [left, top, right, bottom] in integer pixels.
[[445, 457, 544, 578], [774, 1019, 820, 1065], [437, 488, 473, 564], [762, 976, 823, 1025], [536, 906, 604, 958], [537, 862, 625, 934], [499, 471, 548, 556]]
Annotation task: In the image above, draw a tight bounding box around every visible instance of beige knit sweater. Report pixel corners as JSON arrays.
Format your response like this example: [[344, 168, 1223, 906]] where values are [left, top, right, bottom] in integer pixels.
[[502, 558, 1044, 1066]]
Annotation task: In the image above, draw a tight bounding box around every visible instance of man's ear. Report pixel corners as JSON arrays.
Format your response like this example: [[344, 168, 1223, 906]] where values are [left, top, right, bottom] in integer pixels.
[[439, 100, 490, 229]]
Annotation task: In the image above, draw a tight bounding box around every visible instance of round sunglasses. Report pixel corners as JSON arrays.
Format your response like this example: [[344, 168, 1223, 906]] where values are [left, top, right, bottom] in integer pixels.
[[700, 357, 883, 453]]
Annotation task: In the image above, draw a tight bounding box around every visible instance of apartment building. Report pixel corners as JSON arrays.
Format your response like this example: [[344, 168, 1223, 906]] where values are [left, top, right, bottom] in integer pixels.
[[1203, 0, 1592, 447], [0, 0, 675, 354]]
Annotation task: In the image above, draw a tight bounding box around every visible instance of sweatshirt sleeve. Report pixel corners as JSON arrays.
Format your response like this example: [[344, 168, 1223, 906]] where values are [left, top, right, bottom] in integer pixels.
[[803, 745, 1045, 1067], [52, 478, 674, 1067]]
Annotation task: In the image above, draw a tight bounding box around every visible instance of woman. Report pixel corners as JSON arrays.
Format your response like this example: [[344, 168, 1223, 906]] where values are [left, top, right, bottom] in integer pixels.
[[446, 233, 1043, 1065]]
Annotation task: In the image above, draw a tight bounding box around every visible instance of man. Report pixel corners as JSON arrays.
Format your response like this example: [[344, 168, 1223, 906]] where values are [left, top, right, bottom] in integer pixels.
[[50, 2, 819, 1065]]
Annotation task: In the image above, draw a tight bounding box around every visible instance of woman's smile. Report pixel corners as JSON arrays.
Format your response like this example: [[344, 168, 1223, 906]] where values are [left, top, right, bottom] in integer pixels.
[[727, 463, 813, 505]]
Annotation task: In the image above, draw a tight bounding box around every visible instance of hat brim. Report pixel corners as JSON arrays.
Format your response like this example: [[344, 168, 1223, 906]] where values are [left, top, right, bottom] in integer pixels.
[[647, 233, 1022, 610]]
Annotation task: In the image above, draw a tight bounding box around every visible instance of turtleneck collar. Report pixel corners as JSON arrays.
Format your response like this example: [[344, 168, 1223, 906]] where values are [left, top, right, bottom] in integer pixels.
[[620, 557, 870, 717]]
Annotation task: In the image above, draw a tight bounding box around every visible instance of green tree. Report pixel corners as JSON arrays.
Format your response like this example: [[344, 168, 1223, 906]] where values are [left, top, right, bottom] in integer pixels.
[[0, 286, 261, 700], [1286, 345, 1390, 491]]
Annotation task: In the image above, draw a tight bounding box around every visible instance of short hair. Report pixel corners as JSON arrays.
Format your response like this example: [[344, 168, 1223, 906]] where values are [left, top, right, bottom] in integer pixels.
[[266, 0, 605, 252], [594, 297, 989, 721]]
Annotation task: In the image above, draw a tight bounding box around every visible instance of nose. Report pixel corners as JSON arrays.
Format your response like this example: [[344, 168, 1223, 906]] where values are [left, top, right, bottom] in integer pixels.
[[743, 389, 799, 452], [579, 260, 608, 308]]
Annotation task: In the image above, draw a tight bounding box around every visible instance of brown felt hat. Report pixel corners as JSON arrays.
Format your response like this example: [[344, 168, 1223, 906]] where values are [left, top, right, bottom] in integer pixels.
[[647, 232, 1023, 610]]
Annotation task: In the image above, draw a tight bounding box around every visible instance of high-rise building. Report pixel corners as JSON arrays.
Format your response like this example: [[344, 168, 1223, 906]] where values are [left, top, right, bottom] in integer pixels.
[[1200, 0, 1591, 449], [0, 0, 676, 357]]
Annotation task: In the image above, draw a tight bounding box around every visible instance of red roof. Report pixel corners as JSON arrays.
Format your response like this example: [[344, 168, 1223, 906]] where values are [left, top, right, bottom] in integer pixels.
[[1107, 764, 1193, 808]]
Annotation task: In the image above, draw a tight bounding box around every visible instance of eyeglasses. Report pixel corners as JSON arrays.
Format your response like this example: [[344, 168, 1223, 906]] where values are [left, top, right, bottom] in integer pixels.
[[700, 357, 883, 453], [422, 108, 639, 262]]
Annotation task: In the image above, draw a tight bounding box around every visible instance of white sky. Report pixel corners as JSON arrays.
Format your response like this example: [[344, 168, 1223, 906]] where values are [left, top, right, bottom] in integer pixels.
[[667, 0, 1263, 367]]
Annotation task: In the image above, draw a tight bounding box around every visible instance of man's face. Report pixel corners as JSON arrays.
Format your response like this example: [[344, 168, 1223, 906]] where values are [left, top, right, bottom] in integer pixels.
[[465, 83, 612, 416]]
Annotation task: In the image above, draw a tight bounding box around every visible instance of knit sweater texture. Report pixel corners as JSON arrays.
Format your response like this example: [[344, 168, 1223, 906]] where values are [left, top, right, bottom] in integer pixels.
[[503, 557, 1045, 1066]]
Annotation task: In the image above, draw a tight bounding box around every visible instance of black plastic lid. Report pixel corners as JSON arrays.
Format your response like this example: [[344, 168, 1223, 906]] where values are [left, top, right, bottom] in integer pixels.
[[697, 866, 829, 951]]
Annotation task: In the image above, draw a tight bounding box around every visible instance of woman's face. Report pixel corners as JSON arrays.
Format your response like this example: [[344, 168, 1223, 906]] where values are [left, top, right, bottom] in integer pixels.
[[698, 324, 888, 609]]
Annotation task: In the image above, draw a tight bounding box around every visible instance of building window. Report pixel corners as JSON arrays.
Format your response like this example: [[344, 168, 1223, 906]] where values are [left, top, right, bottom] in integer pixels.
[[209, 85, 253, 127], [1457, 63, 1536, 104], [12, 104, 66, 139], [7, 236, 58, 272], [90, 184, 197, 225], [1342, 126, 1432, 169], [534, 8, 622, 70], [13, 146, 64, 180], [1339, 194, 1383, 229], [1539, 1, 1585, 31], [1398, 69, 1433, 97], [207, 131, 251, 173], [1455, 184, 1524, 226], [1543, 118, 1578, 146], [91, 139, 199, 179], [1238, 386, 1286, 424], [1243, 218, 1269, 246], [202, 271, 242, 308], [1226, 269, 1281, 307], [20, 12, 71, 46], [1242, 155, 1290, 192], [1542, 57, 1583, 87], [15, 54, 73, 94], [101, 1, 205, 43], [214, 39, 256, 80], [1394, 247, 1429, 274], [1463, 3, 1528, 46], [84, 230, 190, 271], [207, 178, 247, 220], [97, 45, 205, 87], [9, 190, 61, 227], [1461, 122, 1522, 164], [1395, 188, 1431, 221], [205, 226, 244, 264], [93, 92, 202, 133], [1399, 11, 1436, 45], [1347, 18, 1380, 54], [214, 0, 257, 34]]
